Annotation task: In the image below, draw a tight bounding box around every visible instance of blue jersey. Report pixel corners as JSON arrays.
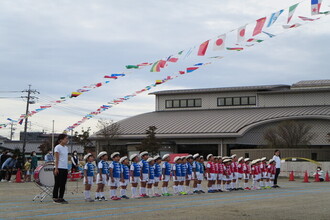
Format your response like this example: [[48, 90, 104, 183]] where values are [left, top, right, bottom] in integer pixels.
[[163, 162, 172, 175], [186, 162, 193, 175], [173, 163, 182, 177], [199, 162, 204, 174], [181, 163, 187, 177], [122, 164, 129, 180], [84, 162, 95, 177], [149, 165, 155, 180], [140, 159, 149, 174], [98, 160, 109, 175], [193, 161, 200, 172], [130, 162, 141, 177], [154, 163, 161, 177], [110, 161, 122, 178]]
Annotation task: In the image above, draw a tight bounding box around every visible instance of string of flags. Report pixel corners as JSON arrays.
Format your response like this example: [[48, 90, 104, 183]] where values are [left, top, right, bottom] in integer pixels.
[[1, 0, 329, 131]]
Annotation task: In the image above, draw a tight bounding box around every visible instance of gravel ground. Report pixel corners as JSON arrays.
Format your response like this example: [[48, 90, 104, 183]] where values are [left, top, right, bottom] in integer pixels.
[[0, 178, 329, 220]]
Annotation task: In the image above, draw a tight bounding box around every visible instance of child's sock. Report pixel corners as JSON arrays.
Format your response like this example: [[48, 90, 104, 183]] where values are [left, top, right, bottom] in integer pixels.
[[120, 188, 126, 196], [131, 187, 137, 197], [84, 190, 89, 199]]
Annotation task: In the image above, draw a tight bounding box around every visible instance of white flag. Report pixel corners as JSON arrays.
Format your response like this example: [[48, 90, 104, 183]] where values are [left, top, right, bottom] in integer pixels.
[[237, 25, 247, 43], [213, 34, 226, 51]]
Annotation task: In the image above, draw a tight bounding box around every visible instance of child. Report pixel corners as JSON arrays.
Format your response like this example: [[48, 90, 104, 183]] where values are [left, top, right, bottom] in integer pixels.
[[109, 152, 122, 200], [213, 157, 219, 192], [198, 156, 205, 193], [251, 160, 260, 190], [313, 166, 325, 181], [95, 151, 109, 201], [192, 153, 201, 194], [223, 159, 232, 191], [206, 154, 216, 193], [153, 155, 162, 197], [259, 157, 267, 189], [264, 159, 272, 189], [217, 156, 224, 192], [243, 158, 251, 190], [237, 157, 244, 190], [147, 158, 155, 197], [172, 156, 182, 195], [231, 154, 238, 190], [83, 153, 95, 202], [185, 155, 193, 195], [119, 156, 130, 199], [139, 151, 150, 198], [24, 158, 32, 182], [161, 154, 172, 196], [130, 154, 141, 199], [269, 159, 276, 187], [180, 157, 188, 195]]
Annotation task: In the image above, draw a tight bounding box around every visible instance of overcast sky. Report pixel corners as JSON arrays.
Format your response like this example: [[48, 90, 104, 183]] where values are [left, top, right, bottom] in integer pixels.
[[0, 0, 329, 139]]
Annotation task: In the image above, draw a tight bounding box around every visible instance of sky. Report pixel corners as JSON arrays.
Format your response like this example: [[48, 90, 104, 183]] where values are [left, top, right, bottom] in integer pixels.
[[0, 0, 329, 139]]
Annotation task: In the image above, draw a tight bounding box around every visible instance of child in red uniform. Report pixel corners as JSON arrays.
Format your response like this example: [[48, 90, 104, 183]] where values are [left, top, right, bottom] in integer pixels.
[[243, 158, 251, 190], [237, 157, 244, 190], [231, 154, 239, 190], [206, 154, 216, 193], [216, 156, 224, 192], [259, 157, 267, 189], [223, 158, 232, 191]]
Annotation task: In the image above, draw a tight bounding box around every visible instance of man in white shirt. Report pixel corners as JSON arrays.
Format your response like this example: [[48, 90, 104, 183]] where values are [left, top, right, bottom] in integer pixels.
[[272, 150, 281, 188]]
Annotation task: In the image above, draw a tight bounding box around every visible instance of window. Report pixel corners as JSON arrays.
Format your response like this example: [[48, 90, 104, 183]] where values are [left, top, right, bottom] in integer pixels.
[[165, 100, 173, 108], [233, 97, 240, 106], [217, 96, 257, 107], [173, 100, 180, 108], [165, 98, 202, 109], [244, 153, 249, 158], [311, 153, 317, 161]]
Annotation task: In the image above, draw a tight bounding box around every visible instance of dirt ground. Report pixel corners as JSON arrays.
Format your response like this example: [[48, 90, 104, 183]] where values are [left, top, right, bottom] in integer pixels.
[[0, 178, 329, 220]]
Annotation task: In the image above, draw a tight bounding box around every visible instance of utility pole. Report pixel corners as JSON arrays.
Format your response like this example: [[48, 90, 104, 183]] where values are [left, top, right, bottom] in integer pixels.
[[10, 122, 14, 140], [51, 120, 55, 153], [21, 85, 39, 163]]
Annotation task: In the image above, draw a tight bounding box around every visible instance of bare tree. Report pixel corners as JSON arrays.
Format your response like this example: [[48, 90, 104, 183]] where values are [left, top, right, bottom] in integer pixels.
[[96, 119, 120, 151], [74, 127, 93, 153], [136, 126, 161, 156], [38, 139, 52, 155], [264, 120, 316, 148]]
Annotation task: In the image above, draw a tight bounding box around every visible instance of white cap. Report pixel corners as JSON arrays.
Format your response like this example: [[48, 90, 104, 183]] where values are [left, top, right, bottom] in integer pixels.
[[231, 154, 237, 158], [174, 156, 181, 162], [206, 154, 213, 160], [261, 157, 267, 161], [223, 159, 232, 163], [222, 156, 230, 160], [193, 153, 200, 159], [244, 158, 250, 162], [154, 155, 161, 160], [111, 152, 120, 158], [186, 155, 193, 159], [147, 158, 154, 163], [162, 154, 170, 160], [130, 153, 138, 161], [119, 156, 128, 163], [255, 159, 261, 163], [139, 151, 149, 157], [83, 153, 92, 161], [250, 160, 255, 165], [268, 159, 274, 164], [238, 157, 244, 162], [97, 151, 107, 159]]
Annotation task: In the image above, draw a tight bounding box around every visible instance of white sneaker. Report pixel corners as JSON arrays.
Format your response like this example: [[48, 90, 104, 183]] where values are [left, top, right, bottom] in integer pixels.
[[1, 180, 7, 182]]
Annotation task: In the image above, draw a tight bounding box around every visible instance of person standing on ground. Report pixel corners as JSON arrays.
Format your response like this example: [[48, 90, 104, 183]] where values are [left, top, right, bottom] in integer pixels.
[[71, 150, 79, 173], [44, 150, 54, 163], [272, 150, 281, 188], [53, 134, 69, 204], [30, 151, 38, 175]]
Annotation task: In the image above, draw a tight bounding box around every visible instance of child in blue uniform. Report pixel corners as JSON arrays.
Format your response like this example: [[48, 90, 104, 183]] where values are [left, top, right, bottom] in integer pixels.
[[83, 153, 95, 202], [109, 152, 122, 200], [180, 157, 188, 195], [198, 156, 205, 193], [172, 157, 183, 195], [139, 151, 150, 198], [96, 151, 109, 201], [153, 155, 162, 197], [185, 155, 193, 195], [120, 156, 130, 199], [192, 153, 201, 194], [162, 154, 172, 196], [147, 158, 155, 197], [130, 154, 141, 199]]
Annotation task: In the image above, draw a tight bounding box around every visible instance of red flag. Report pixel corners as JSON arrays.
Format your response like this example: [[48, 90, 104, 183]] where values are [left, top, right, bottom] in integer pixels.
[[253, 17, 267, 36], [197, 40, 210, 56], [159, 60, 167, 68]]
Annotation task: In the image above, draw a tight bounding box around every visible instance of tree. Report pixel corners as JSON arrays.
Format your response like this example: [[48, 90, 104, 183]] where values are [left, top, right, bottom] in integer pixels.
[[74, 127, 93, 153], [38, 139, 52, 155], [96, 119, 120, 151], [136, 126, 161, 156], [264, 120, 316, 148]]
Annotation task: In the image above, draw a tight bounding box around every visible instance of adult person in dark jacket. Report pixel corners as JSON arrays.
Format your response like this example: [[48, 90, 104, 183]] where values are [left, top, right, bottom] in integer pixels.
[[71, 150, 79, 173], [1, 154, 17, 182], [0, 150, 10, 181]]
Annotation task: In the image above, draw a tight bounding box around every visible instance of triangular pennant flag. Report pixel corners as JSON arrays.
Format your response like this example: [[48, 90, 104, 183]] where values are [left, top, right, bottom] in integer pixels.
[[125, 65, 139, 69], [253, 17, 267, 36], [213, 34, 226, 51], [267, 9, 284, 27], [158, 60, 167, 68], [311, 0, 322, 15], [262, 31, 276, 38], [197, 40, 210, 56], [226, 47, 244, 51], [150, 61, 161, 72], [298, 16, 320, 21], [186, 67, 199, 73], [282, 23, 302, 29], [288, 3, 299, 23], [247, 38, 264, 43], [237, 25, 247, 43]]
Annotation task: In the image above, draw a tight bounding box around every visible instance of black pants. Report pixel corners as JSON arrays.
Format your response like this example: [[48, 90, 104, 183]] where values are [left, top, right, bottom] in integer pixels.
[[53, 169, 68, 199], [274, 168, 281, 185]]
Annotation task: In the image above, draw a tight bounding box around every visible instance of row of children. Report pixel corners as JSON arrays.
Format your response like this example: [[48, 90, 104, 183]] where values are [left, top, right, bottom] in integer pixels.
[[82, 151, 277, 202]]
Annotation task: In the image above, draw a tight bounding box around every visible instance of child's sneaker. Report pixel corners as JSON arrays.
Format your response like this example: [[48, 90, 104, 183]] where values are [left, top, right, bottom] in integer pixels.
[[154, 193, 161, 197], [244, 187, 251, 190], [101, 196, 107, 201], [121, 195, 130, 199], [166, 193, 173, 196]]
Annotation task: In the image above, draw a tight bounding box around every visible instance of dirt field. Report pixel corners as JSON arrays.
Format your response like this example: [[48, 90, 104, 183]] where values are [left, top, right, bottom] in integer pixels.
[[0, 178, 329, 220]]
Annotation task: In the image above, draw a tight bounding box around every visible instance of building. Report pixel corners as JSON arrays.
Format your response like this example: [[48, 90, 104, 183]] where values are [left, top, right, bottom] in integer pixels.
[[92, 80, 330, 161]]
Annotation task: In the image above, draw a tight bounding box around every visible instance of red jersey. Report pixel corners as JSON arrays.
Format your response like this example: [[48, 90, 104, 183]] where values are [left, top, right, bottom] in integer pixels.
[[237, 163, 244, 174], [260, 162, 267, 172], [225, 164, 232, 175], [218, 163, 225, 174], [256, 164, 261, 174], [214, 162, 219, 173], [207, 162, 216, 174], [244, 163, 251, 174], [231, 162, 238, 173]]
